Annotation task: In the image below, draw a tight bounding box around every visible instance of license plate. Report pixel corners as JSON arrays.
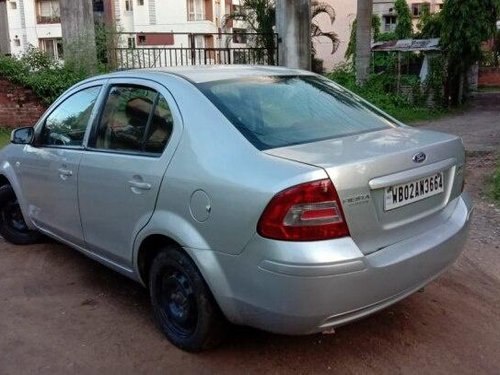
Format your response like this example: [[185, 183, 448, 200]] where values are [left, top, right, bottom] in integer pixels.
[[384, 172, 444, 211]]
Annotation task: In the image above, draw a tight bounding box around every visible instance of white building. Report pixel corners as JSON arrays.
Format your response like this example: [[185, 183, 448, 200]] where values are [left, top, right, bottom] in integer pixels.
[[373, 0, 444, 33], [0, 0, 63, 58], [113, 0, 233, 47], [0, 0, 246, 63]]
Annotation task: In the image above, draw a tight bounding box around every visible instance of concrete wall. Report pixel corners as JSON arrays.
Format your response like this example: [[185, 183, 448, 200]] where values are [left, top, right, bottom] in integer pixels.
[[478, 67, 500, 87], [0, 78, 47, 128]]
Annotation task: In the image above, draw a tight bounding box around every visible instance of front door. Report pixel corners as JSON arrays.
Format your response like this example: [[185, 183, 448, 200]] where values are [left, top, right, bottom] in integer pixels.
[[17, 85, 103, 245], [78, 79, 178, 266]]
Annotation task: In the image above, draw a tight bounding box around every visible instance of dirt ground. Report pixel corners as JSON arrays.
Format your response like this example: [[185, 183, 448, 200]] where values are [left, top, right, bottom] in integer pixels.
[[0, 95, 499, 374]]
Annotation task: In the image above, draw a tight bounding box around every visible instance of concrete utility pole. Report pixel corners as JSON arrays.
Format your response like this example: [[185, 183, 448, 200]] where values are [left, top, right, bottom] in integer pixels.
[[355, 0, 373, 85], [59, 0, 97, 72], [276, 0, 311, 70]]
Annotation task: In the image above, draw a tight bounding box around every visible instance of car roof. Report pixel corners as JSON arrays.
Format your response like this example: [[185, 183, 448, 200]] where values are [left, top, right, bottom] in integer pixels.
[[103, 65, 315, 84]]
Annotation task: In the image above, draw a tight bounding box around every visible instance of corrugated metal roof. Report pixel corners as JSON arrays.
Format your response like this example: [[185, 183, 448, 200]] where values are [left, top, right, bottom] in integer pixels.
[[372, 38, 441, 52]]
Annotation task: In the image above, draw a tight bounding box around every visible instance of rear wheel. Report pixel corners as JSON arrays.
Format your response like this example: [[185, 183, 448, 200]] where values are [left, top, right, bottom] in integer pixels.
[[0, 185, 41, 245], [149, 246, 226, 352]]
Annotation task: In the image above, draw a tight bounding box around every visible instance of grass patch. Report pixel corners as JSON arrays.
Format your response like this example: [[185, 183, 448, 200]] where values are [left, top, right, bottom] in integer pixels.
[[478, 86, 500, 93], [385, 107, 449, 124], [490, 162, 500, 202], [0, 128, 11, 148]]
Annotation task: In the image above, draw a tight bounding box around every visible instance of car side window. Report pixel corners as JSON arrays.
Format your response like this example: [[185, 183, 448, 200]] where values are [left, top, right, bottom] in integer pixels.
[[94, 85, 172, 154], [40, 86, 101, 147], [144, 96, 173, 154]]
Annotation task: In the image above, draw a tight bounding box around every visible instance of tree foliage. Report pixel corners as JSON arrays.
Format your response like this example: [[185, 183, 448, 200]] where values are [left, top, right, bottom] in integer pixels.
[[440, 0, 500, 104], [311, 1, 339, 55], [345, 15, 381, 62], [0, 48, 88, 104], [415, 6, 443, 39], [394, 0, 413, 39], [224, 0, 276, 64]]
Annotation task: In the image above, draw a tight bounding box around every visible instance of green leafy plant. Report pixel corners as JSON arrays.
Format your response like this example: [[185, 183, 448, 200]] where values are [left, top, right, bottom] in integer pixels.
[[415, 6, 442, 39], [345, 15, 382, 63], [394, 0, 413, 39], [491, 163, 500, 202], [440, 0, 500, 104], [327, 65, 447, 123], [0, 48, 89, 104], [224, 0, 277, 64]]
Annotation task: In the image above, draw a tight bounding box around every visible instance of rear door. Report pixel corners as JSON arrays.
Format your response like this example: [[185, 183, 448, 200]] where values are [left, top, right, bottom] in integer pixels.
[[16, 83, 103, 245], [78, 78, 182, 266]]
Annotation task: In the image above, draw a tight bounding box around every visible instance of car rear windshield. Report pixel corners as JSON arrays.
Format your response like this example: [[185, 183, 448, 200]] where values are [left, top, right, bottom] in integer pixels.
[[198, 76, 399, 150]]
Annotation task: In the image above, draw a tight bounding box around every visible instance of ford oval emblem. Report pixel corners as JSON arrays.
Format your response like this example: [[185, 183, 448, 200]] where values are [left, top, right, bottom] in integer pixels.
[[413, 152, 426, 163]]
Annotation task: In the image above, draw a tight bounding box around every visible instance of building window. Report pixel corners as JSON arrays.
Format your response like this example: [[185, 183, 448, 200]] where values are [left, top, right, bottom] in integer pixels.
[[383, 15, 397, 32], [39, 38, 64, 59], [10, 2, 17, 10], [125, 0, 133, 12], [187, 0, 204, 21], [14, 39, 21, 47], [233, 29, 247, 44], [411, 3, 430, 17], [36, 0, 61, 24], [127, 37, 136, 48], [138, 0, 144, 5]]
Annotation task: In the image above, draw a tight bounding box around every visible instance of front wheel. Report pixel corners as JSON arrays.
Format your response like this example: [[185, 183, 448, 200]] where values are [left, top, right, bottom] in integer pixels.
[[0, 185, 41, 245], [149, 246, 227, 352]]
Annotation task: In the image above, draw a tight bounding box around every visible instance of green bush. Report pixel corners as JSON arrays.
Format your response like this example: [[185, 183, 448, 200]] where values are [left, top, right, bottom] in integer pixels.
[[327, 64, 446, 123], [0, 47, 90, 105], [491, 164, 500, 202]]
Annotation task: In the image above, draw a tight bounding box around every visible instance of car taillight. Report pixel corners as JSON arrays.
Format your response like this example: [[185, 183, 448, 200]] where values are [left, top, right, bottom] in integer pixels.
[[257, 179, 349, 241]]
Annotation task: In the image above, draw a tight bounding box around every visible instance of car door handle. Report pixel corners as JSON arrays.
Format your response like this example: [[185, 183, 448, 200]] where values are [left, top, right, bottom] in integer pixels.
[[128, 180, 152, 190], [58, 168, 73, 178]]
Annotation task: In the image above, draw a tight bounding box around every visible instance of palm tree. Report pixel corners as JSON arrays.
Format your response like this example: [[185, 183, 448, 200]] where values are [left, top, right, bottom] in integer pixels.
[[311, 1, 339, 56], [355, 0, 373, 84], [224, 0, 276, 65], [225, 1, 339, 68]]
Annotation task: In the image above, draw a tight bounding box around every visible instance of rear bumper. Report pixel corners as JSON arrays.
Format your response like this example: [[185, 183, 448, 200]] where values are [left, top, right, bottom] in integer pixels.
[[186, 193, 473, 335]]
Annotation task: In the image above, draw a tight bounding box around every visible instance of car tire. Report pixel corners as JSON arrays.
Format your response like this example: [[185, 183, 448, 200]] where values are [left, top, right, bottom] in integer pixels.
[[0, 185, 41, 245], [149, 246, 227, 352]]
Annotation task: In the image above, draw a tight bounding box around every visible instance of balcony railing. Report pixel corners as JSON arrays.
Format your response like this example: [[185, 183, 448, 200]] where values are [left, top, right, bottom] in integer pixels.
[[37, 15, 61, 24]]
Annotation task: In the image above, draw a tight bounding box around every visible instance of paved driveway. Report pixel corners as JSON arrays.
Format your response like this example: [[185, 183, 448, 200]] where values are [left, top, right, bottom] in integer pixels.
[[0, 94, 499, 374]]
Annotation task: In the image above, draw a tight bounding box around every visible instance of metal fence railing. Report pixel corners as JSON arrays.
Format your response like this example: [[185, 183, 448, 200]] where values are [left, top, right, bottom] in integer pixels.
[[106, 32, 279, 70]]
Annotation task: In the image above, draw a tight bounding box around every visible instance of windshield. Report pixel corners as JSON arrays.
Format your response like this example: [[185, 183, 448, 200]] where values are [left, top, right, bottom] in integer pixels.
[[198, 75, 399, 150]]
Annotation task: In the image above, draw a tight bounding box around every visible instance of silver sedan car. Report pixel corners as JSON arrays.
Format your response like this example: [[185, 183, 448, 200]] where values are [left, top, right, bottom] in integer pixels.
[[0, 66, 472, 351]]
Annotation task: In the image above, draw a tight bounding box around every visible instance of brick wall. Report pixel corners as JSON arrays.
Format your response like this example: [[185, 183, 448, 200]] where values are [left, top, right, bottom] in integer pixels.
[[478, 67, 500, 87], [0, 78, 47, 128]]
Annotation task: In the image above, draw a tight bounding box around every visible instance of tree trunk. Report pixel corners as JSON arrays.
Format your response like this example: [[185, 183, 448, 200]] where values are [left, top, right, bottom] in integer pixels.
[[59, 0, 97, 73], [355, 0, 373, 85]]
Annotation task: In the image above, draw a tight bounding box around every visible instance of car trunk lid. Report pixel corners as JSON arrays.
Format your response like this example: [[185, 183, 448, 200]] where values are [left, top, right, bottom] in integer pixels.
[[265, 127, 465, 255]]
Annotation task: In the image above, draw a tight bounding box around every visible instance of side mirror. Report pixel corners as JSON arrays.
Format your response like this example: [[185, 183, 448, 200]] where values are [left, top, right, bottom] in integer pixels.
[[11, 127, 34, 145]]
